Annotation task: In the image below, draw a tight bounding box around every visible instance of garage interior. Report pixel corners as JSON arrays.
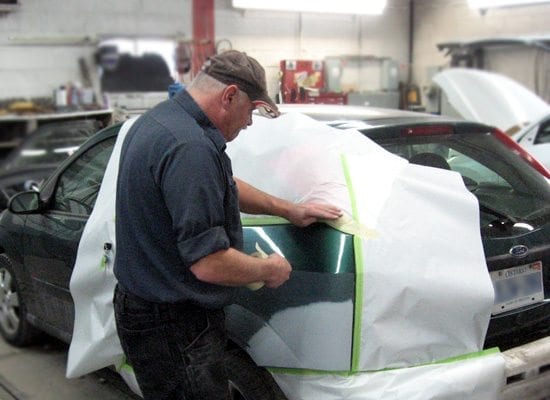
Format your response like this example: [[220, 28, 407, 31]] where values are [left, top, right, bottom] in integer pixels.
[[1, 0, 549, 116], [0, 1, 549, 399]]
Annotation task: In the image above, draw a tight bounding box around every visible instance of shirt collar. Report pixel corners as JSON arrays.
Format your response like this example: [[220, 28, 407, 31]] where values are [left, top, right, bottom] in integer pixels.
[[173, 89, 227, 152]]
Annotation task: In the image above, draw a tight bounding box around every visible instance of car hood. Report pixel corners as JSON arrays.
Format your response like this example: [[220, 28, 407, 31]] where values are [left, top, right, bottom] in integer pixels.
[[432, 68, 550, 135]]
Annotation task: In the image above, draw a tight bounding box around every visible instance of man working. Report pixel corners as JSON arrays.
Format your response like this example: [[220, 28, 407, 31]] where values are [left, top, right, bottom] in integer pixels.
[[113, 50, 341, 399]]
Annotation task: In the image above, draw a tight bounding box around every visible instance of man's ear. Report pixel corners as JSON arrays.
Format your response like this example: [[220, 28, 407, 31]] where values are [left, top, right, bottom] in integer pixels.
[[221, 84, 239, 108]]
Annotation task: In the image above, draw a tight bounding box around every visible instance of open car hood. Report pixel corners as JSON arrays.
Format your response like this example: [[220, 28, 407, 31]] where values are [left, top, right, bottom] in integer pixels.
[[432, 68, 550, 135]]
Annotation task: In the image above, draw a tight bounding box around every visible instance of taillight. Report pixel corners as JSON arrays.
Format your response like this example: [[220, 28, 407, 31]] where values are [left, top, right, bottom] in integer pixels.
[[492, 128, 550, 179], [401, 125, 454, 136]]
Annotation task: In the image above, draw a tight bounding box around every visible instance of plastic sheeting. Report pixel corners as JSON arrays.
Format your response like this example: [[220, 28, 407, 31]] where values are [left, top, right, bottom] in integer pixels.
[[67, 112, 503, 398]]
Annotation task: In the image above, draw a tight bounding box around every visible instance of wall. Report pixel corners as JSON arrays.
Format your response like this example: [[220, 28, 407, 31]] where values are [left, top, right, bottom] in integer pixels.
[[0, 0, 192, 99], [215, 0, 410, 98], [412, 0, 550, 108], [1, 0, 549, 107], [0, 0, 409, 102]]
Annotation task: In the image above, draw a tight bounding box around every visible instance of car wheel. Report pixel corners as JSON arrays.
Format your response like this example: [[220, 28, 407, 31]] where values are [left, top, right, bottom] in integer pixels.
[[226, 342, 288, 400], [0, 255, 42, 346]]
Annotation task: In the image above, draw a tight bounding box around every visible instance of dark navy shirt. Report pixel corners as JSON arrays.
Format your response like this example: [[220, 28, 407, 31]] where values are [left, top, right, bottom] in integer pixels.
[[114, 89, 243, 308]]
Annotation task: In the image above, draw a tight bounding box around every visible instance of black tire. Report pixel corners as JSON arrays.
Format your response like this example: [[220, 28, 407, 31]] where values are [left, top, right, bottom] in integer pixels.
[[0, 254, 42, 346], [226, 342, 288, 400]]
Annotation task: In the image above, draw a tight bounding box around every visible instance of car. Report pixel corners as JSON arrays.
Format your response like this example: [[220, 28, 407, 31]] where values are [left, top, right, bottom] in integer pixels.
[[274, 104, 550, 350], [512, 114, 550, 171], [0, 105, 549, 398], [0, 117, 110, 211], [432, 67, 550, 171]]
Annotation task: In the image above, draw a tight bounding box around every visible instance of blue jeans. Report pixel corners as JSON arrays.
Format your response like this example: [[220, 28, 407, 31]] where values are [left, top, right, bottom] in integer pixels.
[[113, 285, 229, 400]]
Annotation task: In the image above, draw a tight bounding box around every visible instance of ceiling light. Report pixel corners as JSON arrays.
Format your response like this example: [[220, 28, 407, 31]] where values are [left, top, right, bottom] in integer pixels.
[[232, 0, 387, 15], [21, 150, 46, 157], [468, 0, 550, 8]]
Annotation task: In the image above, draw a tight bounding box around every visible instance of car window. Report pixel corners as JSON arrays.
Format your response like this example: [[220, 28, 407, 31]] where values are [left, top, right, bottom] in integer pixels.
[[385, 140, 511, 189], [4, 120, 102, 170], [51, 137, 116, 215], [535, 120, 550, 144], [447, 148, 511, 189], [376, 133, 550, 236]]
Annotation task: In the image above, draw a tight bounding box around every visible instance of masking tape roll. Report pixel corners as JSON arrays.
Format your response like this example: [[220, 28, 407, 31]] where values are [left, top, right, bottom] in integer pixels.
[[322, 213, 378, 239], [247, 242, 267, 290]]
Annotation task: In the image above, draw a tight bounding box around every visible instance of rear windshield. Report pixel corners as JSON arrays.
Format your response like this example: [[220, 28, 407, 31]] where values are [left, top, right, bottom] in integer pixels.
[[373, 132, 550, 238]]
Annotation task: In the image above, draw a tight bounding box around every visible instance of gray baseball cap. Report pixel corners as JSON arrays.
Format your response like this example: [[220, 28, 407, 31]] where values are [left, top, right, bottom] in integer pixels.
[[202, 50, 280, 118]]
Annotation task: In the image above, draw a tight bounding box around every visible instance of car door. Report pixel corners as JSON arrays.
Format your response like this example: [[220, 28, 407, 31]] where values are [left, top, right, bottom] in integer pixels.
[[0, 119, 104, 210], [21, 136, 116, 335]]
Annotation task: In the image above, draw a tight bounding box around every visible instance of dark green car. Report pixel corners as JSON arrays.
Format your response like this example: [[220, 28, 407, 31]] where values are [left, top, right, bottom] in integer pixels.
[[0, 105, 549, 397]]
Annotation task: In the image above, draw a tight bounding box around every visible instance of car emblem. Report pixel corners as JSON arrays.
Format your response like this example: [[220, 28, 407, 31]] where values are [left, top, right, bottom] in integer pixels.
[[509, 245, 529, 258]]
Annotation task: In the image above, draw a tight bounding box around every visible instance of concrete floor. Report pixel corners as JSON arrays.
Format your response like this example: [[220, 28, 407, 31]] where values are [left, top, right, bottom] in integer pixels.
[[0, 336, 139, 399], [2, 332, 549, 400]]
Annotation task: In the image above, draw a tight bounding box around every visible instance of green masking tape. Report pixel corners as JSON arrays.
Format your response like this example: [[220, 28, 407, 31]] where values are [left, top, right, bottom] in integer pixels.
[[268, 347, 501, 377]]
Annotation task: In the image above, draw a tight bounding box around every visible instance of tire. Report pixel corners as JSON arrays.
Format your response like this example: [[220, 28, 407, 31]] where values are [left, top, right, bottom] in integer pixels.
[[0, 254, 42, 346], [226, 342, 288, 400]]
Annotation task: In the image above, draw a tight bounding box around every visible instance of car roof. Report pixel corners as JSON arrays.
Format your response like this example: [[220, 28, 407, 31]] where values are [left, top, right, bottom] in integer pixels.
[[278, 103, 430, 118], [276, 103, 463, 127]]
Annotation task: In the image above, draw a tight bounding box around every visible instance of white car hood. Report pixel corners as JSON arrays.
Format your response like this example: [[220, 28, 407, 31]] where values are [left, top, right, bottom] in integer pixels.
[[433, 68, 550, 134]]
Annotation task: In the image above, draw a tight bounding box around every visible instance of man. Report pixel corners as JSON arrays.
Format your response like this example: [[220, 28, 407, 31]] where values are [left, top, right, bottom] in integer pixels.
[[113, 50, 341, 399]]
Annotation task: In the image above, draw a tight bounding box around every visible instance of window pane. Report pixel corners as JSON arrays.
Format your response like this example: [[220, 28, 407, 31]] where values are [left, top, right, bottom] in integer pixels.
[[52, 137, 115, 215], [536, 121, 550, 144], [377, 133, 550, 236], [7, 120, 101, 169]]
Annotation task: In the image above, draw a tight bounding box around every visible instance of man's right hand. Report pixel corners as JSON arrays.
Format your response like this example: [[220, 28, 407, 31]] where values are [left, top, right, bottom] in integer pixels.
[[264, 253, 292, 288]]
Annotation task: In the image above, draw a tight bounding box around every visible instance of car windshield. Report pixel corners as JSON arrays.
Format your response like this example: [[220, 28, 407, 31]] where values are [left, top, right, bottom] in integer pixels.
[[3, 120, 100, 170], [374, 132, 550, 237]]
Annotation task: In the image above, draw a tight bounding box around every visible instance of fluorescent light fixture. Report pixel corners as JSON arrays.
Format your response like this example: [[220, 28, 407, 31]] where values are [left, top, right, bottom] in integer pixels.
[[54, 146, 80, 156], [232, 0, 387, 15], [21, 150, 46, 157], [468, 0, 550, 8]]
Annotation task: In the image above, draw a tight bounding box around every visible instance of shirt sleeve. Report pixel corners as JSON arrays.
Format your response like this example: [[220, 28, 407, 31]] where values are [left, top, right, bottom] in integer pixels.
[[159, 141, 230, 266]]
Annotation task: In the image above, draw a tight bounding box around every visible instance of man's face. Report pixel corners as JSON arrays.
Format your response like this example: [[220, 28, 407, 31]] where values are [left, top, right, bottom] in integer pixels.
[[223, 89, 254, 142]]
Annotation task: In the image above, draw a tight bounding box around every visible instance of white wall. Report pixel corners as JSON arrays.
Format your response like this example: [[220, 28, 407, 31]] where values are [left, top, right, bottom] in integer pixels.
[[0, 0, 192, 99], [215, 0, 410, 97], [0, 0, 409, 101], [1, 0, 549, 106]]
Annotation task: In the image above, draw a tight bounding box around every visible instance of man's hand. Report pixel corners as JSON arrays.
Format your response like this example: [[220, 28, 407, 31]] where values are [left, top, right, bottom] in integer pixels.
[[285, 202, 343, 227], [264, 253, 292, 288], [235, 177, 342, 227], [191, 248, 291, 289]]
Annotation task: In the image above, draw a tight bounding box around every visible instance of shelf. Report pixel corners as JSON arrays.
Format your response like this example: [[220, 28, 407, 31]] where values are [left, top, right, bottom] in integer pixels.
[[0, 109, 113, 123]]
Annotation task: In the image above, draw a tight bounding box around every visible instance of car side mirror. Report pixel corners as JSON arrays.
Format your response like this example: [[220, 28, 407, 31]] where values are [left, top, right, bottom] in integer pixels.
[[8, 191, 43, 214]]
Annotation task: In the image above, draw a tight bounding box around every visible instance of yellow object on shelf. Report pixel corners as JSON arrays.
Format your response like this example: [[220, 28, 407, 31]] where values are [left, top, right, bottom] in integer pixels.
[[8, 101, 37, 113]]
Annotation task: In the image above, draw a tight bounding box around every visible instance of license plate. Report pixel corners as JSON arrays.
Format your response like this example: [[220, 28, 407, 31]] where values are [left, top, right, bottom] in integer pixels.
[[491, 261, 544, 315]]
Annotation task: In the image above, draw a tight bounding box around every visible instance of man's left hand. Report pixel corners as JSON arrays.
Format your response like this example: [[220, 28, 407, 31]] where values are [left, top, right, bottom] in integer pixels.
[[286, 202, 342, 227]]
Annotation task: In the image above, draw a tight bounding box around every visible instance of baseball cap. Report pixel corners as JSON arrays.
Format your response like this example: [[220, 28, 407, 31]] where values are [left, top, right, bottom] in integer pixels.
[[202, 50, 280, 118]]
